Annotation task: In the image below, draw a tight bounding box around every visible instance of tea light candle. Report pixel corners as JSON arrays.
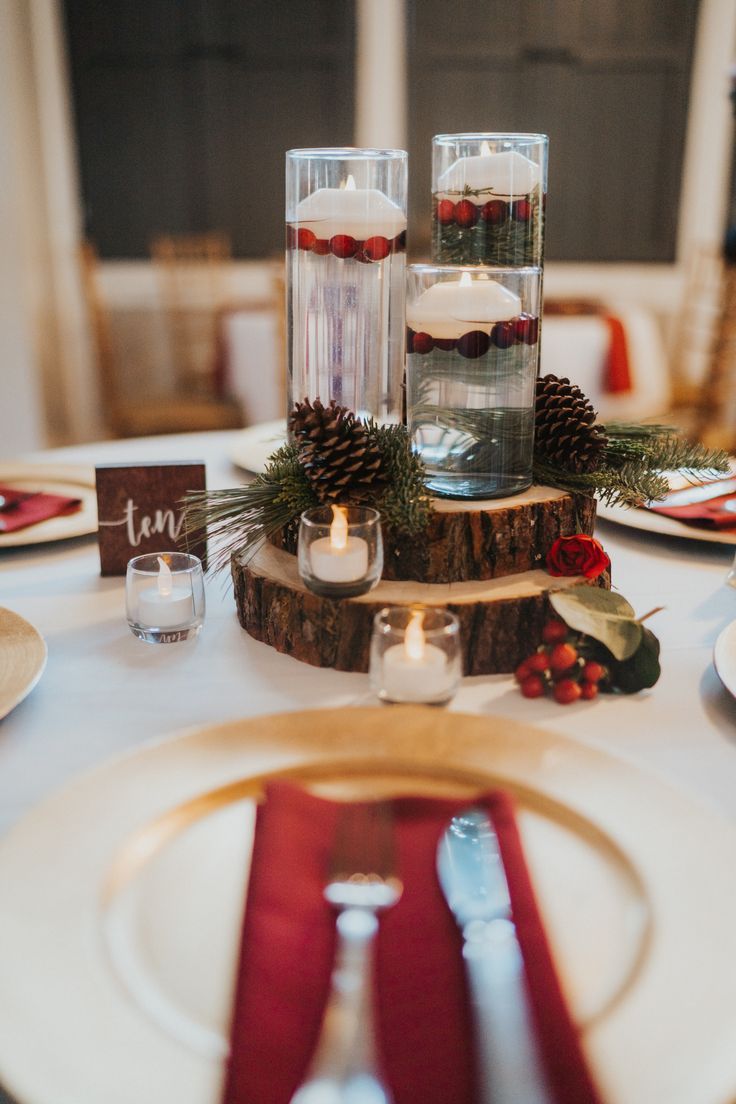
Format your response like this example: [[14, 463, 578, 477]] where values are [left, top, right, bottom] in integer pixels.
[[294, 174, 406, 239], [437, 143, 540, 199], [382, 610, 454, 702], [137, 556, 194, 628], [310, 505, 369, 583], [407, 272, 521, 340]]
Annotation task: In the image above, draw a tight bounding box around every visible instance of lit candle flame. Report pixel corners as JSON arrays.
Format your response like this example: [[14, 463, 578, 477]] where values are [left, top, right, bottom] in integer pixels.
[[157, 555, 173, 598], [329, 505, 349, 551], [341, 174, 356, 191], [459, 271, 473, 287], [480, 140, 492, 156], [405, 610, 426, 662]]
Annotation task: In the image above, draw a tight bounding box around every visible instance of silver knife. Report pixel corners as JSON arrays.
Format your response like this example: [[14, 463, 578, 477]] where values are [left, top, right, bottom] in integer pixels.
[[437, 807, 551, 1104], [654, 477, 736, 508]]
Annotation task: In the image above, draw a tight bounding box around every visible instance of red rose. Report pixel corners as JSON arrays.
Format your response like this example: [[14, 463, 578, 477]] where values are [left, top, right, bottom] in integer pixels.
[[546, 534, 610, 580]]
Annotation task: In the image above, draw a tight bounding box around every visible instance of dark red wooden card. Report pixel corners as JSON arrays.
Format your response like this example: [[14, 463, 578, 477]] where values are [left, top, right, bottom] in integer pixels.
[[95, 461, 207, 576]]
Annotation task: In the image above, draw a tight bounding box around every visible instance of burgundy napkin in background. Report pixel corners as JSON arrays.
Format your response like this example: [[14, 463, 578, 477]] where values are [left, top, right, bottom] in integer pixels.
[[649, 491, 736, 530], [601, 315, 632, 394], [0, 485, 82, 533], [223, 781, 602, 1104]]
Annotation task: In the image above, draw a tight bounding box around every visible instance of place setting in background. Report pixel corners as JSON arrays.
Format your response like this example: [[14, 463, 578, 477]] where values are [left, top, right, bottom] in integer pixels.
[[0, 607, 47, 721], [0, 463, 97, 547]]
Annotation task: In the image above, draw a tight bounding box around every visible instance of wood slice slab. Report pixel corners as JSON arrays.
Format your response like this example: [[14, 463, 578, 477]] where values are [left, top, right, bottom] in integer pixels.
[[273, 486, 595, 584], [232, 541, 609, 676]]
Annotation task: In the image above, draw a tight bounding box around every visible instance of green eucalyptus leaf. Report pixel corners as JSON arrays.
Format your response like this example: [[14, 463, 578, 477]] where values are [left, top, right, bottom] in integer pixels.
[[606, 628, 661, 693], [549, 586, 642, 661]]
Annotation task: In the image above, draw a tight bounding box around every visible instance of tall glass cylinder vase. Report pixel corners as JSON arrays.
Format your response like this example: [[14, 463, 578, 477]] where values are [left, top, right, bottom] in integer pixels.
[[286, 148, 407, 426], [432, 134, 548, 267], [407, 264, 542, 499]]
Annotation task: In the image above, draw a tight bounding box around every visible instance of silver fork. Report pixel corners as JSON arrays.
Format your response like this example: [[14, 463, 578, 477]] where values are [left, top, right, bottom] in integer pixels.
[[290, 802, 402, 1104]]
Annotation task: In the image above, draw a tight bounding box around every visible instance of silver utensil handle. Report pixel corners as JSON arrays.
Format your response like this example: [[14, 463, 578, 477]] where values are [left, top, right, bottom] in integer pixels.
[[290, 907, 392, 1104], [464, 917, 552, 1104]]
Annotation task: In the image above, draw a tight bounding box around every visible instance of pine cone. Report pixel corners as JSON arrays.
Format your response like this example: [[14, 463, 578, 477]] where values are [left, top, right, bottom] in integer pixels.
[[289, 397, 383, 502], [535, 375, 608, 473]]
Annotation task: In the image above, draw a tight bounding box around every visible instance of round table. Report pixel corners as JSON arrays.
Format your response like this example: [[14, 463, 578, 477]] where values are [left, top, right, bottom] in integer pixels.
[[2, 428, 736, 833], [3, 429, 736, 1104]]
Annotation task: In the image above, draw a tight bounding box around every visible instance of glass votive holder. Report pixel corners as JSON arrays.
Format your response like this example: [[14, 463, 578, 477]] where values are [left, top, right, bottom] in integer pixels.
[[125, 552, 205, 643], [298, 504, 383, 598], [370, 606, 462, 705]]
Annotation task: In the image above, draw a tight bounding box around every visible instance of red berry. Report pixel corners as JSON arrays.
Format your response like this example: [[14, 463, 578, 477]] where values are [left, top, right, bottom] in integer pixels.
[[434, 338, 456, 351], [330, 234, 357, 259], [437, 199, 456, 225], [526, 651, 550, 673], [521, 674, 546, 699], [549, 642, 578, 673], [513, 198, 532, 221], [514, 660, 532, 683], [312, 238, 331, 255], [364, 235, 391, 261], [541, 619, 567, 644], [480, 199, 508, 224], [393, 230, 407, 252], [457, 330, 490, 359], [412, 332, 434, 355], [582, 661, 606, 684], [580, 680, 599, 701], [297, 227, 316, 251], [454, 199, 479, 228], [491, 321, 516, 349], [553, 678, 582, 705], [353, 249, 372, 264], [515, 313, 539, 344]]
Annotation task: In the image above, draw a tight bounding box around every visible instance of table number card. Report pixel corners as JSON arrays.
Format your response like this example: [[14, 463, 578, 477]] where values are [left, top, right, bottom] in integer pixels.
[[95, 461, 207, 576]]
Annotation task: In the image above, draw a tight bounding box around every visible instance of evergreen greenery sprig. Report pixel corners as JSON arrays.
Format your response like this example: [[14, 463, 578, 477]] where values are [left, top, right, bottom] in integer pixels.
[[432, 185, 543, 266], [534, 422, 729, 507], [183, 423, 430, 573]]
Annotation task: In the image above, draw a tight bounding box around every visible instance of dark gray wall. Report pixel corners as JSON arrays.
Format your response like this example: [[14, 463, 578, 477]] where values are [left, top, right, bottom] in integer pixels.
[[408, 0, 699, 261], [64, 0, 356, 258]]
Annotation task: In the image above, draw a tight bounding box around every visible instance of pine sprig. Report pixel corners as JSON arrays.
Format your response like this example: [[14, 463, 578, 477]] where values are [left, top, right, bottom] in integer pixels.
[[183, 426, 431, 572], [432, 185, 544, 266]]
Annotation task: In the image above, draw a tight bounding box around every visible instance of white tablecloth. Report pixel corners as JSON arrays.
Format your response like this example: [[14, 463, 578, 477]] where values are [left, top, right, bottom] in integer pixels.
[[1, 429, 736, 838]]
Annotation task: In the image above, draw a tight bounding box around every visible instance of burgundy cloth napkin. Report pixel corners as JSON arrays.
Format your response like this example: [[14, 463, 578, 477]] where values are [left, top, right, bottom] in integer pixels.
[[601, 315, 632, 394], [649, 492, 736, 530], [223, 780, 602, 1104], [0, 484, 82, 533]]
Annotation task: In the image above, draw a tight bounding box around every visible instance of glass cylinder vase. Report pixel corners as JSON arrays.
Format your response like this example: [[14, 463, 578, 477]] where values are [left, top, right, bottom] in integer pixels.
[[432, 134, 548, 267], [407, 264, 542, 499], [286, 148, 408, 426]]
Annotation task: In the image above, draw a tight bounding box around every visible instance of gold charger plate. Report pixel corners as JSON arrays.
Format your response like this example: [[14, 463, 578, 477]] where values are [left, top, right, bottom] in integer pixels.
[[0, 707, 736, 1104], [0, 608, 47, 719], [0, 463, 97, 548]]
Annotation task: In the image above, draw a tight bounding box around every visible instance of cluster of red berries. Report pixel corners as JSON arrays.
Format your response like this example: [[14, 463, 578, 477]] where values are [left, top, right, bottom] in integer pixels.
[[407, 316, 539, 359], [287, 226, 406, 262], [514, 619, 607, 705], [434, 196, 536, 229]]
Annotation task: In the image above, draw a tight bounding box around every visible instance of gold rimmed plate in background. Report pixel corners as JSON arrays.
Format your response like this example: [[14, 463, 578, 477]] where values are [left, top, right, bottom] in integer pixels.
[[0, 608, 47, 719], [0, 464, 97, 548]]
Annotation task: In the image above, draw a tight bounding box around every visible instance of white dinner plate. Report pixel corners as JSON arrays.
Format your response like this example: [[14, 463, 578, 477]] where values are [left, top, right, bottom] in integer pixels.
[[713, 619, 736, 697], [228, 419, 287, 473], [0, 608, 47, 720], [596, 500, 736, 545], [1, 707, 736, 1104], [0, 464, 97, 548]]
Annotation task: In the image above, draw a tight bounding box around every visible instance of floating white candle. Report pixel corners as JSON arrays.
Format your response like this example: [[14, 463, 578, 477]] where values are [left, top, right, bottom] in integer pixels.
[[381, 610, 454, 703], [406, 272, 521, 340], [294, 174, 406, 239], [309, 505, 369, 584], [437, 144, 540, 201], [137, 556, 194, 628]]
